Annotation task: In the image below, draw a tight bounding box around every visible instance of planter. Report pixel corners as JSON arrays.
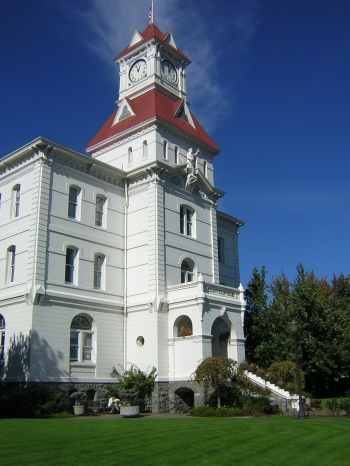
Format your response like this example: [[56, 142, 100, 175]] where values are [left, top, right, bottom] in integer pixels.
[[73, 404, 85, 416], [120, 405, 140, 418]]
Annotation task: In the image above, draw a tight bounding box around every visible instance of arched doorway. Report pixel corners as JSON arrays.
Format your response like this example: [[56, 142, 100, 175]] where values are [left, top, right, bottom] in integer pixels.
[[174, 387, 194, 413], [211, 317, 230, 358]]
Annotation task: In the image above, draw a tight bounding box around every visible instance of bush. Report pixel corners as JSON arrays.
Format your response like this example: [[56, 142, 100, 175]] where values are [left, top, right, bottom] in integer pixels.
[[241, 395, 279, 416], [324, 398, 341, 415], [0, 383, 71, 418], [339, 398, 350, 415], [109, 365, 156, 411]]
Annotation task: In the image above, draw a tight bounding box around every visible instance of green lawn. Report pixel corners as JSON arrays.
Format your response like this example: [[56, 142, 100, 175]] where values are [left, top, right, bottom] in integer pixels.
[[0, 416, 349, 466]]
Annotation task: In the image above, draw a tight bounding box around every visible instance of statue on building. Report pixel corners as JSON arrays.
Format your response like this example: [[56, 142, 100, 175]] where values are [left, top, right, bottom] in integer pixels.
[[185, 147, 199, 191]]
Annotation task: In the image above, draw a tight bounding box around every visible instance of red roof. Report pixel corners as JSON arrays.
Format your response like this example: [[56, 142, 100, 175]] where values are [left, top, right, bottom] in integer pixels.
[[87, 88, 219, 154], [117, 23, 190, 63]]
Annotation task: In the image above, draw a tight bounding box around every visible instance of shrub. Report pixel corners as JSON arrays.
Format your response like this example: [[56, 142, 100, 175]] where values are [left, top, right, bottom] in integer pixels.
[[339, 398, 350, 415], [241, 395, 279, 416], [266, 361, 305, 394], [109, 365, 156, 410], [325, 398, 341, 415], [0, 383, 71, 418]]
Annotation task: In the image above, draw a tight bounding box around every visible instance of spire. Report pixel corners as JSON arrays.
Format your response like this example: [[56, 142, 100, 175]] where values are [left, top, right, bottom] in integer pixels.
[[148, 0, 155, 24]]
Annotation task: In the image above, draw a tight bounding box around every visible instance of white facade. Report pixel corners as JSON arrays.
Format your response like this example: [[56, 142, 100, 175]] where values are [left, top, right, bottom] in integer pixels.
[[0, 22, 246, 387]]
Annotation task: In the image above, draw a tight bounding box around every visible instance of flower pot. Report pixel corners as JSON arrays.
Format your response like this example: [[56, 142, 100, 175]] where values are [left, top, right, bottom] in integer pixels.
[[73, 404, 85, 416], [120, 405, 140, 417]]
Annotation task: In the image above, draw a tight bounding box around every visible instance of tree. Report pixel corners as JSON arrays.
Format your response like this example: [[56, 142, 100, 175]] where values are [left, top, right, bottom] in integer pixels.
[[244, 267, 269, 363], [194, 357, 237, 408]]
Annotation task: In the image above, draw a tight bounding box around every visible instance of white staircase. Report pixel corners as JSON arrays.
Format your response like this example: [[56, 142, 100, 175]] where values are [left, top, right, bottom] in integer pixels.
[[244, 370, 299, 410]]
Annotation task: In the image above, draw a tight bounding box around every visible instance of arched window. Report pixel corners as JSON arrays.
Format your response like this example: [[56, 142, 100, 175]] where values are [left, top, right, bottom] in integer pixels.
[[7, 245, 16, 283], [94, 253, 106, 290], [95, 195, 106, 227], [65, 247, 78, 284], [174, 146, 179, 164], [70, 314, 94, 362], [12, 184, 21, 218], [180, 205, 195, 237], [0, 315, 5, 362], [142, 140, 148, 159], [181, 258, 195, 284], [163, 140, 168, 160], [174, 315, 193, 337], [128, 147, 133, 165], [68, 186, 81, 220]]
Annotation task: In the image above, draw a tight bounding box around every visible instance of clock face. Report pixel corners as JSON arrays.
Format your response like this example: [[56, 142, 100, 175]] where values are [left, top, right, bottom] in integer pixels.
[[161, 60, 178, 85], [129, 60, 147, 83]]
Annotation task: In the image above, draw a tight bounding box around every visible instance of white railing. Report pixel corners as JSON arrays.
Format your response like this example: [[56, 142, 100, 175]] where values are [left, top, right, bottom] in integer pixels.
[[244, 370, 299, 410], [167, 277, 244, 304]]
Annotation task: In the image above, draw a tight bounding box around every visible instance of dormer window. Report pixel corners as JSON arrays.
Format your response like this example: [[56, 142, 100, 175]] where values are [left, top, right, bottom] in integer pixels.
[[174, 146, 179, 164], [163, 141, 168, 160], [128, 147, 133, 165], [143, 140, 148, 159]]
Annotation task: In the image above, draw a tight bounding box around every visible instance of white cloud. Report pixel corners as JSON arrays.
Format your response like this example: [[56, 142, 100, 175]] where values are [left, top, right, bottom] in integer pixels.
[[72, 0, 259, 130]]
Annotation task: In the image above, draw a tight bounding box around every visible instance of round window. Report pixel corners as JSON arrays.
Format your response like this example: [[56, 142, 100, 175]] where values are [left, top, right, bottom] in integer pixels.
[[136, 336, 145, 347]]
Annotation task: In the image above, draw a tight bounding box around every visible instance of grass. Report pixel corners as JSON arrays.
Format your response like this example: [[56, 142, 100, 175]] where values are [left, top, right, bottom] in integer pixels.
[[0, 416, 349, 466]]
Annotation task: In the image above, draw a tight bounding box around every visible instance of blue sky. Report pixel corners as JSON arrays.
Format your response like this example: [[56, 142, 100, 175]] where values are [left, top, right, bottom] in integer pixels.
[[1, 0, 349, 284]]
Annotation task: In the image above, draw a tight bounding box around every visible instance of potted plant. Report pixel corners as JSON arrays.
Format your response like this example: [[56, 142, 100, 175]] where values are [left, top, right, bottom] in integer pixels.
[[119, 388, 140, 418], [110, 365, 156, 417], [70, 390, 87, 416]]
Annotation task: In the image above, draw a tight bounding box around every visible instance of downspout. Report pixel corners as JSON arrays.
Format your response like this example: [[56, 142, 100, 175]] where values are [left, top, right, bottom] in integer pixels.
[[123, 179, 129, 369]]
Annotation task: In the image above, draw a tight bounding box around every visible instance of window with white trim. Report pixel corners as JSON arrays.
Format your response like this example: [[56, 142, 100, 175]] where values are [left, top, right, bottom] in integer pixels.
[[181, 258, 195, 284], [0, 315, 5, 363], [180, 205, 195, 237], [128, 147, 133, 165], [12, 184, 21, 218], [174, 146, 179, 164], [65, 247, 78, 284], [68, 186, 80, 220], [95, 195, 106, 227], [70, 314, 94, 363], [7, 245, 16, 283], [174, 315, 193, 337], [142, 140, 148, 159], [218, 236, 225, 264], [163, 140, 168, 160], [94, 253, 106, 290]]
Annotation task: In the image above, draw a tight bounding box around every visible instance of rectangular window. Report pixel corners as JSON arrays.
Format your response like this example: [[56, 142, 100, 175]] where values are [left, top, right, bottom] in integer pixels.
[[68, 186, 79, 219], [180, 206, 194, 237], [65, 247, 77, 284], [163, 141, 168, 160], [70, 331, 79, 361], [174, 146, 179, 164], [94, 254, 105, 290], [82, 333, 93, 361], [218, 236, 225, 264], [95, 196, 106, 227], [7, 246, 16, 283], [12, 185, 21, 218]]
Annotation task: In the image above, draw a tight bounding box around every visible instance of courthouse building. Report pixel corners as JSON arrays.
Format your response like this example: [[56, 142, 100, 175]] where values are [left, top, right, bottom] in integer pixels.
[[0, 18, 246, 410]]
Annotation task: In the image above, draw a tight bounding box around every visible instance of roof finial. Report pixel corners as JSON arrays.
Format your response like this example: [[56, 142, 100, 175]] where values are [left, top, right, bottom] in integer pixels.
[[148, 0, 155, 24]]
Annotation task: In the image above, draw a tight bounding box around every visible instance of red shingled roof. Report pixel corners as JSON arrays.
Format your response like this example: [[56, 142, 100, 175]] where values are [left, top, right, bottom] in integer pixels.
[[86, 88, 219, 154], [117, 23, 190, 63]]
